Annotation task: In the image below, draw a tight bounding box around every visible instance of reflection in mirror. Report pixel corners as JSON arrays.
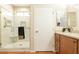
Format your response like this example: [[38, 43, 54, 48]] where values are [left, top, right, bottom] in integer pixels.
[[56, 5, 77, 28], [68, 12, 77, 27], [67, 6, 77, 27], [56, 5, 78, 33], [56, 5, 68, 27]]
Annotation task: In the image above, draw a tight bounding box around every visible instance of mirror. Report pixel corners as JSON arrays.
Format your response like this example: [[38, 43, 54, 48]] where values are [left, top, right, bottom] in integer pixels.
[[67, 12, 77, 27], [56, 5, 77, 27], [67, 6, 77, 27], [56, 6, 68, 27]]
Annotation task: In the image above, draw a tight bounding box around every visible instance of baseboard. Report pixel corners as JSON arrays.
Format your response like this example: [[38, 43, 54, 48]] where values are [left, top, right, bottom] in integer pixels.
[[35, 51, 56, 54], [30, 51, 36, 52]]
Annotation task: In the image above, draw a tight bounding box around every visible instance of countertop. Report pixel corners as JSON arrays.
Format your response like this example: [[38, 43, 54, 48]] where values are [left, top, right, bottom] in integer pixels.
[[55, 31, 79, 39]]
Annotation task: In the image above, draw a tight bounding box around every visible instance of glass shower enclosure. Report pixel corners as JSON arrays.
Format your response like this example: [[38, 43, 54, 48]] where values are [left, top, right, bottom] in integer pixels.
[[0, 5, 31, 50]]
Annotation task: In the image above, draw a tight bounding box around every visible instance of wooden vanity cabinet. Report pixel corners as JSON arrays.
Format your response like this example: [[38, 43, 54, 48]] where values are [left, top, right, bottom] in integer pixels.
[[77, 40, 79, 53], [59, 35, 77, 54], [55, 33, 60, 53], [55, 33, 78, 54]]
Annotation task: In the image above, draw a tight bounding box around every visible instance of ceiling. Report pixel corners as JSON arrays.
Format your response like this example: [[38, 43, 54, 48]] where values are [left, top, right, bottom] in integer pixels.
[[12, 4, 31, 8]]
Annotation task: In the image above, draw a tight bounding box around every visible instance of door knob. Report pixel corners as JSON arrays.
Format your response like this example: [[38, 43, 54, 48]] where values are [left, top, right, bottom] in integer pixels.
[[35, 30, 39, 33]]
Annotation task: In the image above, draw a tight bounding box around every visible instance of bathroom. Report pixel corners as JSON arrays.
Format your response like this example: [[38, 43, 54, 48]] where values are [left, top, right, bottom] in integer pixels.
[[0, 4, 79, 54], [0, 4, 56, 52]]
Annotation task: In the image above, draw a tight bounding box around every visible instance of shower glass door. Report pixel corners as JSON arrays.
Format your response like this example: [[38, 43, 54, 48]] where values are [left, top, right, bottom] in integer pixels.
[[0, 5, 31, 50]]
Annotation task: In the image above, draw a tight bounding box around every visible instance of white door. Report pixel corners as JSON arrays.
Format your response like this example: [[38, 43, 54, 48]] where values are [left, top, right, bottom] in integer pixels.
[[34, 7, 56, 51]]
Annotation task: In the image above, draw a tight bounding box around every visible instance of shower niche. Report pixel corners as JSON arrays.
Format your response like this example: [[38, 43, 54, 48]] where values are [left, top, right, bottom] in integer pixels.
[[18, 26, 25, 39]]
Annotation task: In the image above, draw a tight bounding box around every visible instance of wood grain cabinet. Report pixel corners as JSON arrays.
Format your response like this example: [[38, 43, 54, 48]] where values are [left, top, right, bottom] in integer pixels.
[[55, 33, 78, 54], [55, 33, 60, 53], [78, 40, 79, 54], [59, 35, 77, 54]]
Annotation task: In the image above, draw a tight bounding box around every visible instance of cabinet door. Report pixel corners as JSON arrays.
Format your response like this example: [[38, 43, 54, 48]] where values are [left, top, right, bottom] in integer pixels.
[[55, 33, 60, 53], [60, 35, 77, 54], [78, 40, 79, 54]]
